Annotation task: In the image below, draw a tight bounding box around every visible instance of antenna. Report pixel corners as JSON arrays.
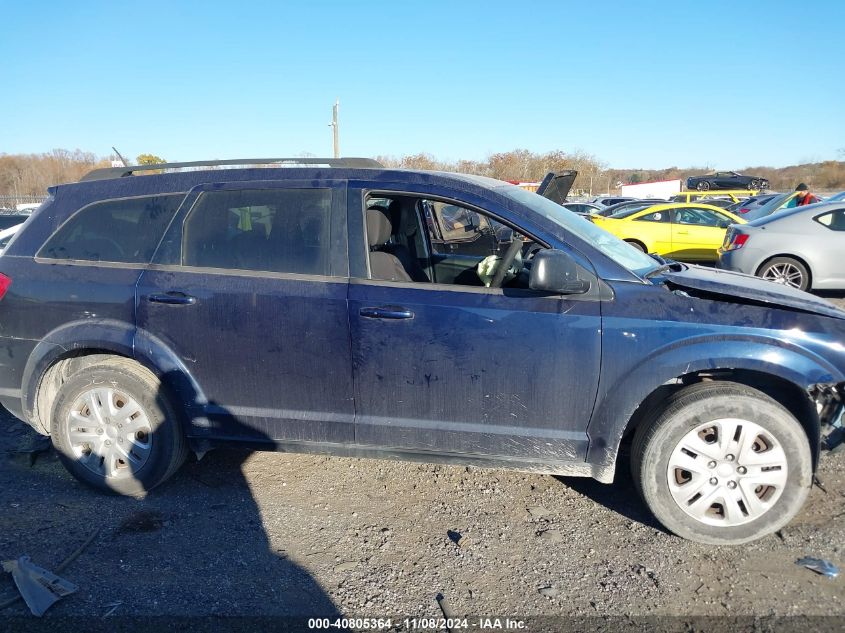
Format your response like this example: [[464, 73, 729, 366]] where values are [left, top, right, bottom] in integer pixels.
[[111, 147, 129, 167]]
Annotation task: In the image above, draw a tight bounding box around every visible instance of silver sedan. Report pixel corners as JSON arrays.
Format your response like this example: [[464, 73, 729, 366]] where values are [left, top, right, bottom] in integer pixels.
[[717, 201, 845, 291]]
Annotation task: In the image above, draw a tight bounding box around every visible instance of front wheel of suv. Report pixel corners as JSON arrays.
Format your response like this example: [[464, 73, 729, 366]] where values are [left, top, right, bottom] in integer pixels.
[[631, 382, 812, 544], [50, 358, 188, 496]]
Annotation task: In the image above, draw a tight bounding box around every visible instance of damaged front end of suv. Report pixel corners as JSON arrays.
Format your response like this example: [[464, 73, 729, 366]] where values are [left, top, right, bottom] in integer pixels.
[[811, 382, 845, 452]]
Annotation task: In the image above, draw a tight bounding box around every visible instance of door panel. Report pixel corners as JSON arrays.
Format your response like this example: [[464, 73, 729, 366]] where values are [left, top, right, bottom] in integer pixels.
[[137, 270, 354, 442], [135, 180, 355, 444], [670, 208, 730, 261], [348, 281, 601, 461]]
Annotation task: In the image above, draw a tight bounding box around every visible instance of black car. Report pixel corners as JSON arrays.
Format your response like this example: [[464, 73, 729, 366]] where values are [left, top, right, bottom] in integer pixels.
[[1, 157, 844, 545], [686, 171, 769, 192]]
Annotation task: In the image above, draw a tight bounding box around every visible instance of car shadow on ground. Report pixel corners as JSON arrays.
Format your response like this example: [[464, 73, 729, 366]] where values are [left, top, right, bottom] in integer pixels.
[[0, 371, 341, 622], [554, 450, 668, 534]]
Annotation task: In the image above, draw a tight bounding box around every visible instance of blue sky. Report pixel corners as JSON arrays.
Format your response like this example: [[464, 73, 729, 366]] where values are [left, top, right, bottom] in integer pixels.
[[2, 0, 843, 169]]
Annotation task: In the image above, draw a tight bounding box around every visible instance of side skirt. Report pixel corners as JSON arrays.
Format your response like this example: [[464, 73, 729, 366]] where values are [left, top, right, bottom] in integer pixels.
[[187, 436, 612, 481]]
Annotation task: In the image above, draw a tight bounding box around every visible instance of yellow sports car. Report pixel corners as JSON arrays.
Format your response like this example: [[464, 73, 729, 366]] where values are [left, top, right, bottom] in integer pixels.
[[590, 203, 745, 262]]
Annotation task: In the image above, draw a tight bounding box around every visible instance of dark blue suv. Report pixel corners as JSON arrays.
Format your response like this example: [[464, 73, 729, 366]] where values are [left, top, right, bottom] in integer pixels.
[[0, 158, 843, 545]]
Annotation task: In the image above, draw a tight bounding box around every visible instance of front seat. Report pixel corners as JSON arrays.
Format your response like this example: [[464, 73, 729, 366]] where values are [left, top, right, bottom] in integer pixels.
[[367, 208, 413, 282], [380, 200, 430, 282]]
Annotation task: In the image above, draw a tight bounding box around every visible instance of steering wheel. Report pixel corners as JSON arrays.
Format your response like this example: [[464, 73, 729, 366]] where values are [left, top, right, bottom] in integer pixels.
[[490, 237, 524, 288]]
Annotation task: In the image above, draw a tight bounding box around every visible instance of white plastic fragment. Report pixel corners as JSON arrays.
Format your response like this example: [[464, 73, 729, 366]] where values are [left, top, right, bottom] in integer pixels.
[[2, 556, 78, 616]]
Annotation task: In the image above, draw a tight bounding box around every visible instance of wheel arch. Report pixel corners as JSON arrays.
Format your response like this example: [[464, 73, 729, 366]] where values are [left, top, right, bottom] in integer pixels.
[[623, 238, 648, 252], [586, 342, 839, 483], [23, 320, 208, 436]]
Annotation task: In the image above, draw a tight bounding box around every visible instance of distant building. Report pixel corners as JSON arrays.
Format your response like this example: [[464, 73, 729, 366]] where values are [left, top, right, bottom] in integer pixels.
[[621, 179, 682, 199]]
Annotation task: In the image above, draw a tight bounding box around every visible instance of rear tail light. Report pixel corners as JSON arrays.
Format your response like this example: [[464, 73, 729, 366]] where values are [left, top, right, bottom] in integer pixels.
[[0, 273, 10, 300], [723, 233, 749, 251], [738, 207, 750, 214]]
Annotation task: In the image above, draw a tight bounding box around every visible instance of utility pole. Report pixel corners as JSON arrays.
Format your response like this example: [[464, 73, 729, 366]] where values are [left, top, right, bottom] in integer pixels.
[[330, 99, 340, 158]]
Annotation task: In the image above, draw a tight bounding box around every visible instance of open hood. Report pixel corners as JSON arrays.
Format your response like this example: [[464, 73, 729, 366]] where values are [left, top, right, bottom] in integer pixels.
[[662, 265, 845, 321], [536, 170, 577, 205]]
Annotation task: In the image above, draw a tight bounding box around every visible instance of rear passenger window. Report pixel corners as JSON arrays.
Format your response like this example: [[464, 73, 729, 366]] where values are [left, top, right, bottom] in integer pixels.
[[39, 194, 184, 263], [181, 188, 332, 275]]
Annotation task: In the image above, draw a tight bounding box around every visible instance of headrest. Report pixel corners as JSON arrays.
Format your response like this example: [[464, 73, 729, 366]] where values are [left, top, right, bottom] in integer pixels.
[[366, 208, 392, 247]]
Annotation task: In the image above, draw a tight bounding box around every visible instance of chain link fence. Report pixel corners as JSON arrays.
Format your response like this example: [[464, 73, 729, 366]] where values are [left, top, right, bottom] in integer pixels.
[[0, 194, 48, 213]]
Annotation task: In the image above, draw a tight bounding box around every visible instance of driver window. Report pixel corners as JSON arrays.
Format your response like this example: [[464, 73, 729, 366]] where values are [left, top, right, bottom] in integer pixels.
[[687, 208, 723, 227], [365, 194, 537, 289]]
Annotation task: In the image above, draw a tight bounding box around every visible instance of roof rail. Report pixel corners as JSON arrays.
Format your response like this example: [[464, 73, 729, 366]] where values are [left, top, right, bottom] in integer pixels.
[[79, 157, 384, 182]]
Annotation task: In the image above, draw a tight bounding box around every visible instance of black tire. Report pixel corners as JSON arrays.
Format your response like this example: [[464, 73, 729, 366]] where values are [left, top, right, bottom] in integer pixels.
[[631, 382, 812, 545], [625, 239, 647, 252], [50, 358, 188, 496], [697, 181, 710, 191], [757, 256, 811, 291]]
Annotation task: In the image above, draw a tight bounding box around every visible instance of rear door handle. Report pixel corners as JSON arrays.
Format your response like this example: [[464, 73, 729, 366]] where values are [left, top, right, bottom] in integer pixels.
[[359, 306, 414, 320], [147, 292, 197, 306]]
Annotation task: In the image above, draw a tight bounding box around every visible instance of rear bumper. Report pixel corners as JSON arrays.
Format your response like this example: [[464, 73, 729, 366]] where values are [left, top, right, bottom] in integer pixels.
[[716, 247, 764, 275], [0, 336, 36, 424]]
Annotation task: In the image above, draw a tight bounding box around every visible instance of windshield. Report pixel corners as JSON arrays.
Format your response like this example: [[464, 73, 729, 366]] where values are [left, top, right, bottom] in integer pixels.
[[497, 185, 659, 276]]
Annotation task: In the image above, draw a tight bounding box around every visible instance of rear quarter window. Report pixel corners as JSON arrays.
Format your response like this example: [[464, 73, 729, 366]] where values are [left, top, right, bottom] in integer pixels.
[[815, 209, 845, 231], [38, 194, 185, 263]]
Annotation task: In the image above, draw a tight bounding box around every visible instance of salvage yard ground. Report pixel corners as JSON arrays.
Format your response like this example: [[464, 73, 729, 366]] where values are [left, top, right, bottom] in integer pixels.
[[1, 294, 844, 624]]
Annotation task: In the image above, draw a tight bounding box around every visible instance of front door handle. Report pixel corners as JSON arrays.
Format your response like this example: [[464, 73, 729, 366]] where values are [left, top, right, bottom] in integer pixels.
[[147, 292, 197, 306], [359, 306, 414, 320]]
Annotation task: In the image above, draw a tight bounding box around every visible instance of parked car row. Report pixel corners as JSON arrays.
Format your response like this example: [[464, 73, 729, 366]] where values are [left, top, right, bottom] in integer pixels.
[[557, 187, 845, 291]]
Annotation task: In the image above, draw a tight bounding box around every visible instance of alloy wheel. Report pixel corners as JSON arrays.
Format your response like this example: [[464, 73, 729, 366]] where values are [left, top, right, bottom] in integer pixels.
[[762, 262, 804, 288]]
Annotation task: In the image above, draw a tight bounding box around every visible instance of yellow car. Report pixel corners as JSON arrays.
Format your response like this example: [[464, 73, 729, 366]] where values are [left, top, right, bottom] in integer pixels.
[[590, 203, 746, 262]]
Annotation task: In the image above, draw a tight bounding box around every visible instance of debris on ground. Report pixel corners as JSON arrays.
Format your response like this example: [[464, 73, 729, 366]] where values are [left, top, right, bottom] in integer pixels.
[[538, 585, 559, 598], [526, 506, 549, 518], [0, 529, 98, 616], [1, 556, 77, 616], [102, 601, 123, 618], [447, 529, 468, 547], [796, 557, 840, 578], [435, 592, 456, 624]]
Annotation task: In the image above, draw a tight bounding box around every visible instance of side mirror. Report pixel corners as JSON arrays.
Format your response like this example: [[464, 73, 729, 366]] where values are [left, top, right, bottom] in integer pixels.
[[529, 250, 590, 294]]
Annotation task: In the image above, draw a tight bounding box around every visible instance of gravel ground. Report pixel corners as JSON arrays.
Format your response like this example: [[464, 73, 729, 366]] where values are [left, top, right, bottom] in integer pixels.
[[1, 294, 844, 628]]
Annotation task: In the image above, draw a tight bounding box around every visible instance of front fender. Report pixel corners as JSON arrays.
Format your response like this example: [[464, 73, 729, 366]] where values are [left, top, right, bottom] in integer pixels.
[[586, 335, 843, 480]]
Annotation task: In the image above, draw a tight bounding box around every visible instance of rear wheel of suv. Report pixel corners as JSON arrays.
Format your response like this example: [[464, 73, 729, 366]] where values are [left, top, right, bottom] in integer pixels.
[[631, 382, 812, 545], [50, 358, 188, 496]]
